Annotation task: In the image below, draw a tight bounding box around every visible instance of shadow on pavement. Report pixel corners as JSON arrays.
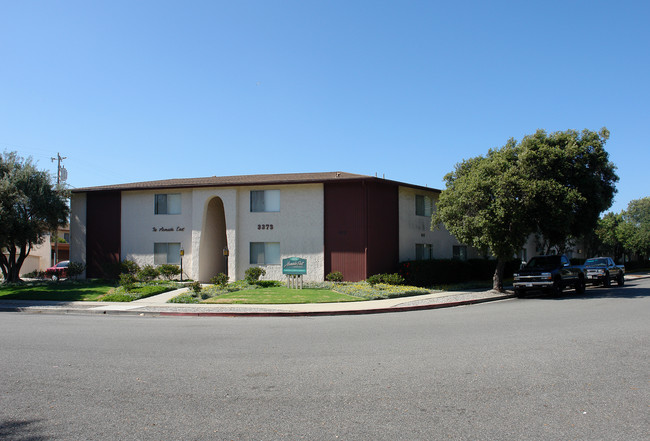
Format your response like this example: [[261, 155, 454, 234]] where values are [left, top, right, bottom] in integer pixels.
[[0, 419, 47, 441], [516, 280, 650, 301]]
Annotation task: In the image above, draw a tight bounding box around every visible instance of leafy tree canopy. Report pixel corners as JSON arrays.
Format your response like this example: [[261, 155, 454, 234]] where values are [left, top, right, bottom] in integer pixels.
[[433, 128, 618, 291], [0, 151, 69, 282], [619, 197, 650, 257]]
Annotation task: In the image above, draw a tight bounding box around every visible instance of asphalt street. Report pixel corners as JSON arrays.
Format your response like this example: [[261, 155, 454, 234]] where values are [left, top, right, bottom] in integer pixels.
[[1, 278, 648, 440]]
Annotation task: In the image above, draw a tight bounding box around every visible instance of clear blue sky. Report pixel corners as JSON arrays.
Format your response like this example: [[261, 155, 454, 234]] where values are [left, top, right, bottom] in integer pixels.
[[1, 0, 648, 214]]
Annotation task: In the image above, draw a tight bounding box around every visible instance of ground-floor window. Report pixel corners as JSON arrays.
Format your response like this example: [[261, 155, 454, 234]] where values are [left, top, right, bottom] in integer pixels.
[[415, 243, 433, 260], [250, 242, 281, 265], [154, 242, 181, 265], [453, 245, 467, 261]]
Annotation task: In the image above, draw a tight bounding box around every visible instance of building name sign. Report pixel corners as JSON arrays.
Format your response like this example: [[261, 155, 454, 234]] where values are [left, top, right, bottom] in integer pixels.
[[152, 226, 185, 232], [282, 257, 307, 275]]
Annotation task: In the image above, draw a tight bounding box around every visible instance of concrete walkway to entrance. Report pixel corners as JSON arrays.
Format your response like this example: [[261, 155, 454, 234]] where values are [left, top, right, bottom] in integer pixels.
[[2, 273, 648, 317]]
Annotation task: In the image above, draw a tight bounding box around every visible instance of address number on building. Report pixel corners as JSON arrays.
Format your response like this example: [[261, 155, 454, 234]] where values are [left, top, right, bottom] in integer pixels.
[[258, 224, 274, 230]]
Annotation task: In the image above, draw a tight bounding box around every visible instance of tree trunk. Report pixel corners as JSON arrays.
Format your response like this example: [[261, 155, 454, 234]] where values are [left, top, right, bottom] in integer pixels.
[[492, 258, 505, 292]]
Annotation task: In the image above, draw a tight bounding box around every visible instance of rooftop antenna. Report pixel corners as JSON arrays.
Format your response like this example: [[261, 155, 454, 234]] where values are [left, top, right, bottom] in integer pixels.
[[50, 153, 67, 264]]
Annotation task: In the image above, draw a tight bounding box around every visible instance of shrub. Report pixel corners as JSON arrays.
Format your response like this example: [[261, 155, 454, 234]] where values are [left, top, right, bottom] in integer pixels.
[[22, 270, 46, 279], [255, 280, 282, 288], [120, 260, 141, 275], [398, 258, 521, 287], [119, 273, 137, 291], [210, 273, 229, 287], [366, 273, 404, 286], [67, 262, 86, 280], [168, 293, 200, 304], [158, 264, 181, 281], [326, 271, 344, 282], [189, 281, 202, 295], [245, 267, 266, 282], [137, 265, 159, 282]]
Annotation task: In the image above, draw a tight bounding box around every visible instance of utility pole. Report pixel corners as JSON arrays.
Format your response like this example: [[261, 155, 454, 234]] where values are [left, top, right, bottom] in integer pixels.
[[50, 153, 67, 264]]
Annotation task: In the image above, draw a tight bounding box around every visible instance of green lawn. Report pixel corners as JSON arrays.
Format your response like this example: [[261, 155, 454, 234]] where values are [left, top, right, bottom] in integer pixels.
[[202, 286, 363, 304], [0, 281, 116, 301]]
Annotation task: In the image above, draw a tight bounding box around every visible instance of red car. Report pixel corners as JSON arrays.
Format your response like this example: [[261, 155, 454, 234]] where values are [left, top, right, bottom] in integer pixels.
[[46, 260, 69, 281]]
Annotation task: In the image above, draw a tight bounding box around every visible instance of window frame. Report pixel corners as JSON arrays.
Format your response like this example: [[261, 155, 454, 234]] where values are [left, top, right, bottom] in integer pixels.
[[415, 243, 433, 260], [250, 190, 280, 213], [453, 245, 468, 261], [154, 193, 182, 215], [415, 194, 433, 217], [249, 242, 281, 265], [154, 242, 181, 265]]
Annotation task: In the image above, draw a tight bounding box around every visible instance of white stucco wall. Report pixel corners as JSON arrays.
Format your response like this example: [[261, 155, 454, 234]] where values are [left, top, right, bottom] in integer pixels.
[[70, 192, 87, 276], [121, 190, 194, 272], [398, 186, 481, 261], [117, 185, 324, 282], [235, 184, 324, 281]]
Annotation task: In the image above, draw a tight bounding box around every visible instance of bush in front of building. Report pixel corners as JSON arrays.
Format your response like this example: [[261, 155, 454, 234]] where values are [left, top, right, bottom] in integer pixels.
[[245, 267, 266, 282], [120, 260, 141, 275], [189, 281, 202, 295], [137, 265, 159, 282], [366, 273, 404, 286], [398, 258, 521, 287], [210, 273, 228, 287], [67, 262, 86, 280], [22, 270, 46, 279], [158, 264, 181, 281], [326, 271, 344, 282], [119, 273, 137, 291]]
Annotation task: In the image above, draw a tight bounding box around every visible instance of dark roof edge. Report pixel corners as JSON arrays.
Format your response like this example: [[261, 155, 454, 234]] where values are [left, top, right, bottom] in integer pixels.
[[71, 172, 441, 194]]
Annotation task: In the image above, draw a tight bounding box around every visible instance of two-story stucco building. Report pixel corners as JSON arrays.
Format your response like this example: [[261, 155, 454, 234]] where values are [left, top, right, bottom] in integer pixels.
[[70, 171, 479, 282]]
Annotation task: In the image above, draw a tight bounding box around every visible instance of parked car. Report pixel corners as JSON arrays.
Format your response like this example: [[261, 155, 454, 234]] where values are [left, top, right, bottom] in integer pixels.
[[46, 260, 69, 281], [583, 257, 625, 287], [513, 254, 586, 296]]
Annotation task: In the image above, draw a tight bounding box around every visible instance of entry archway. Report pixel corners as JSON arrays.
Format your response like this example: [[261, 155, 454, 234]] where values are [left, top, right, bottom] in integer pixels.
[[199, 197, 228, 282]]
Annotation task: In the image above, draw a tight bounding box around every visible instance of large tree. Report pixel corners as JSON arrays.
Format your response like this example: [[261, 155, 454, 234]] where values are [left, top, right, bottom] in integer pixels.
[[433, 128, 618, 292], [0, 151, 69, 282], [518, 128, 618, 252], [432, 141, 534, 291], [619, 197, 650, 259]]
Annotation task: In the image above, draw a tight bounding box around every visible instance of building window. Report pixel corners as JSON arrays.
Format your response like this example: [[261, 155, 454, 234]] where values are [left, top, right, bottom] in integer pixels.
[[154, 242, 181, 265], [415, 195, 433, 217], [155, 194, 181, 215], [415, 244, 433, 260], [453, 245, 467, 261], [250, 190, 280, 212], [250, 242, 281, 265]]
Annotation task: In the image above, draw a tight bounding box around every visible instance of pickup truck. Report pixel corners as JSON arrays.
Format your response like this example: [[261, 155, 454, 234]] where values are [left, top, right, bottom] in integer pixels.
[[513, 255, 586, 296], [583, 257, 625, 287]]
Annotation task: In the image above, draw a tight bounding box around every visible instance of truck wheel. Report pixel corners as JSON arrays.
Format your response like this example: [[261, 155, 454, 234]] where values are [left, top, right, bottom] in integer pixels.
[[603, 272, 610, 287], [51, 274, 58, 282], [575, 277, 586, 294], [617, 273, 624, 286], [514, 288, 524, 297], [552, 279, 563, 296]]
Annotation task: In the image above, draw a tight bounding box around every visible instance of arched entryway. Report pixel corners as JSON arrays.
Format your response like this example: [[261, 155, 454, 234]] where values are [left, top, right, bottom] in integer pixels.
[[199, 197, 228, 282]]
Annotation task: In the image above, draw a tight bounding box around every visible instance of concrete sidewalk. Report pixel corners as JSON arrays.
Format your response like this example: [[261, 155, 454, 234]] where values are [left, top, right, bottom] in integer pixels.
[[2, 272, 647, 317]]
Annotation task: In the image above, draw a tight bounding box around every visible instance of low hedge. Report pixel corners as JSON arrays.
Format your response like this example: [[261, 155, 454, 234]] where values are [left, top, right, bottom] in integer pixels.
[[398, 258, 521, 287]]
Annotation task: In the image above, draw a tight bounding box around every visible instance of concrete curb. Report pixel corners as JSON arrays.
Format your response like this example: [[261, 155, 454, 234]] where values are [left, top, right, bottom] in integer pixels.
[[1, 272, 646, 318], [158, 294, 516, 317], [0, 294, 515, 317]]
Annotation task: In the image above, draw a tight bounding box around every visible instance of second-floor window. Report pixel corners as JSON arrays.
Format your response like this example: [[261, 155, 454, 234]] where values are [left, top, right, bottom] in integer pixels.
[[250, 190, 280, 212], [415, 195, 433, 217], [155, 194, 181, 215]]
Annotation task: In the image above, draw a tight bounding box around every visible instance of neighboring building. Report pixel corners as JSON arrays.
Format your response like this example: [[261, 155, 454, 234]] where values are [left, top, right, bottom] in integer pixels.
[[70, 172, 479, 282]]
